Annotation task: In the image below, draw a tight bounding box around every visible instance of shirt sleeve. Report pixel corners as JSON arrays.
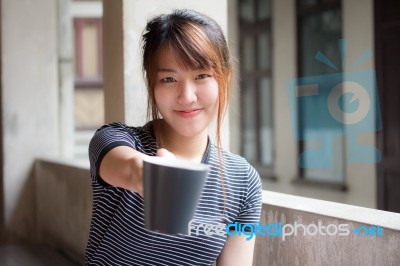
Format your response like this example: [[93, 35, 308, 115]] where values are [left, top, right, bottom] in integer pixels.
[[88, 122, 138, 186], [235, 164, 262, 226]]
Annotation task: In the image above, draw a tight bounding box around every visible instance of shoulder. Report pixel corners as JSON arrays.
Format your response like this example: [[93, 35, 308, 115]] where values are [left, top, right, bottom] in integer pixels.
[[222, 149, 249, 167], [209, 146, 262, 222], [95, 122, 151, 137], [210, 144, 260, 182], [93, 122, 154, 145], [88, 122, 157, 184], [88, 121, 156, 163], [219, 146, 255, 172]]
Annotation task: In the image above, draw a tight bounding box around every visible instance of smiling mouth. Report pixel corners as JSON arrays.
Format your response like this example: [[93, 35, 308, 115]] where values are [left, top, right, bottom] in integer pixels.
[[175, 109, 202, 117], [179, 109, 200, 113]]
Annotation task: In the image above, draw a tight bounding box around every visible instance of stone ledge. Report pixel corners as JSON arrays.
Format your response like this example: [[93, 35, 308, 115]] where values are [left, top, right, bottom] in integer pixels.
[[262, 190, 400, 231]]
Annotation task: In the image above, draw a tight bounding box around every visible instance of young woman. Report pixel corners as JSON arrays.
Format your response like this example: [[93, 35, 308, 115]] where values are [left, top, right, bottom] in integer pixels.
[[85, 9, 262, 266]]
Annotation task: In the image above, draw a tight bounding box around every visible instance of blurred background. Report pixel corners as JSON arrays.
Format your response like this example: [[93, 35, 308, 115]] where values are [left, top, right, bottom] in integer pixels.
[[0, 0, 399, 264]]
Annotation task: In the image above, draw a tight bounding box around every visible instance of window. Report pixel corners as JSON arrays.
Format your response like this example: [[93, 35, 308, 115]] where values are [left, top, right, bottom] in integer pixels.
[[239, 0, 274, 175], [296, 0, 344, 185], [73, 17, 104, 158], [74, 18, 103, 88]]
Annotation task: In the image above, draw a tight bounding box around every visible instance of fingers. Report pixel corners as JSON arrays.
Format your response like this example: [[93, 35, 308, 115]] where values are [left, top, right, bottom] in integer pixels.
[[156, 148, 176, 159]]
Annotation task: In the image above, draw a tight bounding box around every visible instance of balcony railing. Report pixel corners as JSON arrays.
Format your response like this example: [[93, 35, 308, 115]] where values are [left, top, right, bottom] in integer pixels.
[[34, 159, 400, 265]]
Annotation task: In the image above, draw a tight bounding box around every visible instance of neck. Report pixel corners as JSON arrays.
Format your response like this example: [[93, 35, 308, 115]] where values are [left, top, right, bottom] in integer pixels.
[[157, 120, 208, 163]]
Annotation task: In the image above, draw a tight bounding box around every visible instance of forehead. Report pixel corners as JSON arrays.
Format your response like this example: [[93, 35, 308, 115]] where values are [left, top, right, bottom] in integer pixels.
[[155, 43, 211, 71], [156, 44, 182, 68]]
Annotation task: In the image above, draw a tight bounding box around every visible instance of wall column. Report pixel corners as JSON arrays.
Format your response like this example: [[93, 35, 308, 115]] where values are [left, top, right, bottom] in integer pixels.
[[58, 0, 74, 158], [1, 0, 59, 243], [272, 0, 298, 181], [343, 0, 376, 208]]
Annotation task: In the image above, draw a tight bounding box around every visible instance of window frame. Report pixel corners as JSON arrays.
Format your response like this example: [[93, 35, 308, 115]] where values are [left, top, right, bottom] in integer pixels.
[[295, 0, 347, 189], [238, 0, 276, 179], [73, 17, 103, 88]]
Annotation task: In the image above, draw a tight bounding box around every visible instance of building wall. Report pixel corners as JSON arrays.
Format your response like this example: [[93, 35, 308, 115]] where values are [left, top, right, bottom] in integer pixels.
[[1, 0, 59, 242]]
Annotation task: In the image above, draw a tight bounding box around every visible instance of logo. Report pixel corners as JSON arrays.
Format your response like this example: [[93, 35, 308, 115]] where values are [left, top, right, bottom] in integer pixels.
[[225, 221, 350, 241], [187, 220, 226, 237], [351, 225, 384, 236], [187, 219, 384, 241], [286, 39, 382, 168]]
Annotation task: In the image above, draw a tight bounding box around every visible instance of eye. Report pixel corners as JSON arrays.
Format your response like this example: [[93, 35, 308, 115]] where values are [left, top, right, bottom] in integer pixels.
[[160, 77, 176, 83], [195, 74, 212, 80]]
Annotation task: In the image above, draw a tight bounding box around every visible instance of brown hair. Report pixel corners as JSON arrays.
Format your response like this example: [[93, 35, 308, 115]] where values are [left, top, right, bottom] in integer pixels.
[[141, 9, 232, 150]]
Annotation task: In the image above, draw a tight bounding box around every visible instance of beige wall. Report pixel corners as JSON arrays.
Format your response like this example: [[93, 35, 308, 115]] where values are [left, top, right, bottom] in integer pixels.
[[342, 0, 376, 209], [271, 0, 298, 182], [35, 159, 91, 264], [59, 0, 74, 158], [1, 0, 59, 242], [227, 0, 241, 154]]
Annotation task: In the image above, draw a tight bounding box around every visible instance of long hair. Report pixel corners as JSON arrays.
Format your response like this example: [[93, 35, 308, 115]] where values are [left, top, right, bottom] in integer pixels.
[[141, 9, 232, 151]]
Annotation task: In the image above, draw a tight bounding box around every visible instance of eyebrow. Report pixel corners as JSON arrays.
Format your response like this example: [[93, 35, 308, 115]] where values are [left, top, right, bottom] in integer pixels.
[[157, 68, 177, 73], [157, 66, 208, 73]]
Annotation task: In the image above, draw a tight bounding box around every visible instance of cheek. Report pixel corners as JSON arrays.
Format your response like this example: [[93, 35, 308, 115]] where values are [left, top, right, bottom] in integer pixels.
[[207, 83, 219, 108], [209, 94, 218, 112], [154, 87, 166, 108]]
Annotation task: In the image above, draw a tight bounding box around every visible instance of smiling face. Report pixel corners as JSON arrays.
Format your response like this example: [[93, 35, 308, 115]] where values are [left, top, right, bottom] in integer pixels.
[[154, 44, 219, 138], [142, 10, 232, 148]]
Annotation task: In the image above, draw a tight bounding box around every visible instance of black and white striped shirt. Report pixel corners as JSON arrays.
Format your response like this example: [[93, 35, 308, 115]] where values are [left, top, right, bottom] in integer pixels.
[[85, 122, 262, 266]]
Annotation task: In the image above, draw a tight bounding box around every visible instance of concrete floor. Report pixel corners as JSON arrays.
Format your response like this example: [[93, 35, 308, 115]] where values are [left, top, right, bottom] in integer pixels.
[[0, 245, 80, 266]]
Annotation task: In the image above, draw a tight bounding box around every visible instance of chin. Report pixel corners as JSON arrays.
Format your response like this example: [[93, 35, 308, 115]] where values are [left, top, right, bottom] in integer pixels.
[[174, 125, 208, 138]]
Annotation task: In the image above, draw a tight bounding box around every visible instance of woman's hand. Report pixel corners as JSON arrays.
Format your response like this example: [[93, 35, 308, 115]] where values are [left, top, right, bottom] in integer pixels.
[[99, 146, 147, 196], [99, 146, 175, 197], [156, 148, 176, 159]]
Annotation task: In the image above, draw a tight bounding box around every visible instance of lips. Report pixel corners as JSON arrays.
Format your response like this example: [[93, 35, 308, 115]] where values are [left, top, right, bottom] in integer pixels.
[[175, 109, 202, 118]]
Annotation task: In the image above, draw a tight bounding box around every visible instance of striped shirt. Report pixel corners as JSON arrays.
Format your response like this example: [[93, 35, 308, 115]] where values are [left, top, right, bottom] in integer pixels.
[[85, 122, 262, 266]]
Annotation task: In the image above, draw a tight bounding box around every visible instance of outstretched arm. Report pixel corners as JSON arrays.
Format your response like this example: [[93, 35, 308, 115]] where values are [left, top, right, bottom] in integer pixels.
[[99, 146, 175, 196], [99, 146, 145, 195]]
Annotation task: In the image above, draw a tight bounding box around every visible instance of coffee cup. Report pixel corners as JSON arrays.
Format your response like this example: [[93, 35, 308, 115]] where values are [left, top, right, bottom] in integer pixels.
[[143, 156, 209, 234]]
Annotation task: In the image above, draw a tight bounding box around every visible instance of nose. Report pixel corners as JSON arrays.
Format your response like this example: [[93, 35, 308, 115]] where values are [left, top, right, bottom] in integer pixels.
[[177, 81, 197, 105]]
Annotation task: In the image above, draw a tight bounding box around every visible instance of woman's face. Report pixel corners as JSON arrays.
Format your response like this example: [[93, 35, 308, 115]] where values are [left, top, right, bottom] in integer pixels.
[[154, 45, 219, 138]]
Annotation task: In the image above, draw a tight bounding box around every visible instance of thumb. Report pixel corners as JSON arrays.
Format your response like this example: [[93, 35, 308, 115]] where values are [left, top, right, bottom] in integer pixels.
[[156, 148, 176, 159]]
